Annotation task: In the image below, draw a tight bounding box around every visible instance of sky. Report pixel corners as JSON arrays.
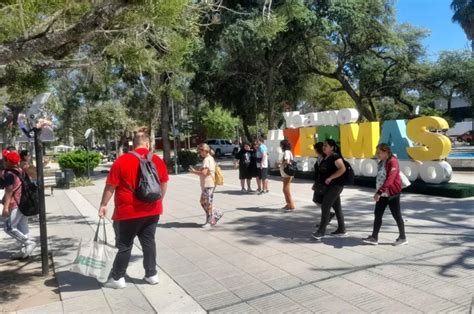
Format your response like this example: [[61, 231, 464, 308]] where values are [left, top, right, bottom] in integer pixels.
[[395, 0, 470, 60]]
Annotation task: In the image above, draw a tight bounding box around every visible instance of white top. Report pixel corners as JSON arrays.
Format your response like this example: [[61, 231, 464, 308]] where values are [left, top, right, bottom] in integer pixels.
[[280, 150, 294, 178], [200, 156, 216, 189]]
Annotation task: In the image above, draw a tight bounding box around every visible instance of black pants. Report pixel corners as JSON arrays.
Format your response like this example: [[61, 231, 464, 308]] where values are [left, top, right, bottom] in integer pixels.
[[372, 195, 406, 240], [111, 215, 159, 280], [317, 185, 345, 235]]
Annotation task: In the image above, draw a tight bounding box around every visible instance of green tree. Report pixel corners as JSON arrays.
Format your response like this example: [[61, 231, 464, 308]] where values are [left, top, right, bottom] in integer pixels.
[[299, 0, 429, 121], [201, 107, 239, 139], [191, 1, 313, 131], [451, 0, 474, 51], [423, 51, 474, 115]]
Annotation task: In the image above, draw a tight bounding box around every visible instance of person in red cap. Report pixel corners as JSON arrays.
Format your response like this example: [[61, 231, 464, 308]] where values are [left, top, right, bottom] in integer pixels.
[[1, 148, 36, 259]]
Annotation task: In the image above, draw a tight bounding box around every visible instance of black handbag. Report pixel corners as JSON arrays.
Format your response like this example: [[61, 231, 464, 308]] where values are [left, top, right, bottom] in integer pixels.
[[284, 160, 298, 176], [312, 183, 327, 204]]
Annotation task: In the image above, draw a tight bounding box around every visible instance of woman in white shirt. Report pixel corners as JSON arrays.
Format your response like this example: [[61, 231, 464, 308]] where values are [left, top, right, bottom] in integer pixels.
[[279, 140, 296, 211], [190, 143, 223, 228]]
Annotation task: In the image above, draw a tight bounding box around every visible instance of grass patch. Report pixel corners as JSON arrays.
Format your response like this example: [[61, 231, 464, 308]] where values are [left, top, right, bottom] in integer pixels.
[[70, 177, 94, 187]]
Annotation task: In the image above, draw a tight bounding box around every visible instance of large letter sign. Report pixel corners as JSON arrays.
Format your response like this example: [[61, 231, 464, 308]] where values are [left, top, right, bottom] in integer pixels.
[[299, 127, 317, 157], [406, 117, 451, 161], [340, 122, 380, 158], [379, 120, 413, 160], [267, 110, 453, 184]]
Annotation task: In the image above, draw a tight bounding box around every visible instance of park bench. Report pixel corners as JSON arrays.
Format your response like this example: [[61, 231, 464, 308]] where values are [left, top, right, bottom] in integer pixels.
[[43, 170, 57, 196]]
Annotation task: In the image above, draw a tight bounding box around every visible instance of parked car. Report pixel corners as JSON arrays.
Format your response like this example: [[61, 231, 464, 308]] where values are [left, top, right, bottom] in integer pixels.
[[205, 139, 239, 156], [457, 131, 473, 143]]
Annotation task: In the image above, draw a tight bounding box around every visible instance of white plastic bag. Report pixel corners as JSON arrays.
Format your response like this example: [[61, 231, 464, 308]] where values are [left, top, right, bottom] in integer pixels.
[[70, 219, 118, 283], [400, 171, 411, 189]]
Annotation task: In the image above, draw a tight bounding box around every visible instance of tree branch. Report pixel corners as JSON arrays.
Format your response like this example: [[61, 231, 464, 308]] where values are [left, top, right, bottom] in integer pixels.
[[0, 0, 131, 66]]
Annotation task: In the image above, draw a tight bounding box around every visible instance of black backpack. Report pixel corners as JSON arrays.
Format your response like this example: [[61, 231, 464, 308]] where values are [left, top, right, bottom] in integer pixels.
[[342, 159, 355, 185], [128, 151, 162, 203], [6, 169, 40, 216]]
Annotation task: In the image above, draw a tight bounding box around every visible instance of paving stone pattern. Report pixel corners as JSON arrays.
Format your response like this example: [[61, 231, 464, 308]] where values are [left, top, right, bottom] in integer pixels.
[[81, 170, 473, 313]]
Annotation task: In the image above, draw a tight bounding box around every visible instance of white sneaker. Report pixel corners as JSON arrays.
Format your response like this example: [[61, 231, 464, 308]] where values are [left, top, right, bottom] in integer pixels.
[[103, 277, 126, 289], [144, 275, 159, 285], [23, 241, 37, 258], [11, 249, 26, 260], [202, 222, 211, 229]]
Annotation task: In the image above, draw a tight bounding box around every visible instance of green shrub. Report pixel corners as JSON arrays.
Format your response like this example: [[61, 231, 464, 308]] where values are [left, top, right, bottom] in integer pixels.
[[177, 150, 199, 171], [58, 150, 101, 177]]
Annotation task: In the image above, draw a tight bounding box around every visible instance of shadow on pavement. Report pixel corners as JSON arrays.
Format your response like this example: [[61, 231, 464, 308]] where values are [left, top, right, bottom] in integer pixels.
[[160, 222, 202, 229], [215, 190, 249, 196], [55, 271, 101, 292], [321, 236, 364, 249]]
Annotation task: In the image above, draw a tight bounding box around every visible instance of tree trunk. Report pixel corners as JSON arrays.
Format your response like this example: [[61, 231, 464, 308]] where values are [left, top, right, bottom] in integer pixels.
[[160, 84, 171, 165], [266, 66, 275, 130], [445, 89, 455, 115], [243, 121, 252, 143], [149, 123, 156, 151]]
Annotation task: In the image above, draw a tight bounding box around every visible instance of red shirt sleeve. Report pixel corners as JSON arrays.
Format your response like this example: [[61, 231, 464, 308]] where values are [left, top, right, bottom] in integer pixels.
[[154, 156, 169, 183], [106, 159, 122, 187]]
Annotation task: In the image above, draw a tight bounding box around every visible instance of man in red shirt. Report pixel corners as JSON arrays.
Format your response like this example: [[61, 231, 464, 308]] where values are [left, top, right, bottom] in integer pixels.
[[98, 132, 169, 289]]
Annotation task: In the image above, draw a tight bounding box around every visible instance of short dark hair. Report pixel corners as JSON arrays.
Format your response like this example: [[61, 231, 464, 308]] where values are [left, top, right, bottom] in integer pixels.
[[313, 142, 324, 155], [280, 139, 292, 151], [6, 145, 16, 151], [20, 150, 30, 160]]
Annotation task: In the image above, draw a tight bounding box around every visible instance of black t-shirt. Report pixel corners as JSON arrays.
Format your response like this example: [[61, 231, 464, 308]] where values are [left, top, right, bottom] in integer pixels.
[[318, 153, 344, 186], [236, 149, 251, 168]]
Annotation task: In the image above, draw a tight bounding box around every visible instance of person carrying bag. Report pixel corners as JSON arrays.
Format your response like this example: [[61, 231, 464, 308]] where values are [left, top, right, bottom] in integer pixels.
[[70, 218, 118, 283]]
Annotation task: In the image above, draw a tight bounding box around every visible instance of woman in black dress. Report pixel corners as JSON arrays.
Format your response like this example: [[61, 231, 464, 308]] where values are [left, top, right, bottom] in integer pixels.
[[234, 143, 254, 193]]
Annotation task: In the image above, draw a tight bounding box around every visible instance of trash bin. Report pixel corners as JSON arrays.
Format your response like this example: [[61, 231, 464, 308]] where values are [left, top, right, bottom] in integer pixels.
[[63, 169, 75, 189], [55, 171, 65, 188]]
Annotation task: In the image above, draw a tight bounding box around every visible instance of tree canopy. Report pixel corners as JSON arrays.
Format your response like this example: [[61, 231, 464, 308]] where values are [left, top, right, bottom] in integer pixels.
[[0, 0, 472, 152]]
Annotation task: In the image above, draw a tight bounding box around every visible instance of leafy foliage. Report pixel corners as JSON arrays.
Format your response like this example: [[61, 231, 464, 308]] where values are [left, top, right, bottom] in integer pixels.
[[201, 107, 239, 139], [451, 0, 474, 42], [58, 150, 101, 177], [177, 150, 199, 171]]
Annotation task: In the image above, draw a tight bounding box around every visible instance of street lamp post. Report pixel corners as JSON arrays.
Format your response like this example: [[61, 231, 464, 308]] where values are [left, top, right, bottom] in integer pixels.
[[33, 127, 49, 275], [23, 92, 52, 276]]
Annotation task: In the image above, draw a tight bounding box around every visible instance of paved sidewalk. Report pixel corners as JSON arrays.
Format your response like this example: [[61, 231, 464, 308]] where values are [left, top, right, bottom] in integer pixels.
[[1, 168, 473, 313], [89, 169, 474, 313], [1, 183, 204, 313]]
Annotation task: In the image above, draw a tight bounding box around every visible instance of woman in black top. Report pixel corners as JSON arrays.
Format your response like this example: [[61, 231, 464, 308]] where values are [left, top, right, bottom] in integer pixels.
[[313, 142, 336, 226], [312, 139, 347, 240], [234, 143, 254, 193]]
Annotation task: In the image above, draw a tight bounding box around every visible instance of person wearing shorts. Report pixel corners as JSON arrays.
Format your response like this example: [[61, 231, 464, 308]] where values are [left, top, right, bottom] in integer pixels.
[[234, 143, 254, 193], [254, 138, 269, 194]]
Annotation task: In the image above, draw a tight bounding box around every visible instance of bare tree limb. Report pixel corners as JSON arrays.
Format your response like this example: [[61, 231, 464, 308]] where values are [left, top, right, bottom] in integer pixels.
[[0, 0, 131, 66]]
